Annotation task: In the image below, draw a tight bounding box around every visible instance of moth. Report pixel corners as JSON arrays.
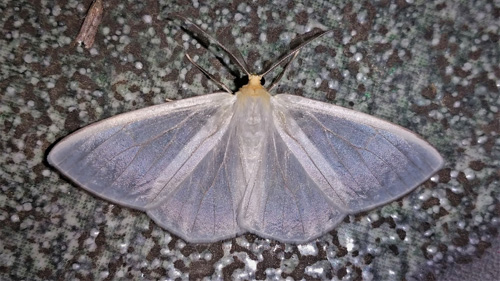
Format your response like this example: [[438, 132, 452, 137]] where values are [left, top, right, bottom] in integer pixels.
[[48, 19, 443, 243]]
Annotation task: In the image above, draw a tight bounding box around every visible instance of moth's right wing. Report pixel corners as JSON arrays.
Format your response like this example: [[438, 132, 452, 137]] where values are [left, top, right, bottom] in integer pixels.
[[48, 93, 246, 243], [239, 94, 443, 243]]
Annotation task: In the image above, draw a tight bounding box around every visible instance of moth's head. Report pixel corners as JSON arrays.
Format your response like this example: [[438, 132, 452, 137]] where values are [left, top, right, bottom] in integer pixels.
[[242, 74, 265, 91], [248, 75, 262, 85]]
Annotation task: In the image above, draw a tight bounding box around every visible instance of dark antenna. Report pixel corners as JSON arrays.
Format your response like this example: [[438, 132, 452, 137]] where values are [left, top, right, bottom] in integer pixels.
[[260, 29, 333, 78], [170, 14, 251, 76], [185, 54, 233, 94], [267, 50, 300, 91], [172, 14, 333, 93]]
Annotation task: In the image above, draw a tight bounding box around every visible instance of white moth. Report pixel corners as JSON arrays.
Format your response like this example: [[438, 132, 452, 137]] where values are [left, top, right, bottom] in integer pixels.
[[48, 21, 443, 244]]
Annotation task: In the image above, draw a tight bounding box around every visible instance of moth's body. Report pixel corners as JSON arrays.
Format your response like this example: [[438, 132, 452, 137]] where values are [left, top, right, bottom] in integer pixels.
[[233, 75, 272, 184]]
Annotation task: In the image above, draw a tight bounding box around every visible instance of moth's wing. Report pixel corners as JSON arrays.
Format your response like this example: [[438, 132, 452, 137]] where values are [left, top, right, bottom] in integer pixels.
[[239, 94, 443, 243], [272, 94, 443, 211], [48, 93, 246, 243], [238, 118, 346, 243], [237, 98, 347, 244]]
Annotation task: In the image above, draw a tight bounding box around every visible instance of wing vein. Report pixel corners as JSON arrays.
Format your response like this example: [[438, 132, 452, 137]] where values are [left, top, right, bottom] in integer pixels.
[[152, 108, 231, 201], [189, 128, 235, 233], [376, 129, 433, 173], [272, 131, 306, 235], [276, 114, 349, 206], [304, 113, 367, 198]]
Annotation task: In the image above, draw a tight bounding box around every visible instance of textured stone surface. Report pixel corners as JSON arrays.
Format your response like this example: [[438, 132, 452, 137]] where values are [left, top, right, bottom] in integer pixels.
[[1, 0, 499, 280]]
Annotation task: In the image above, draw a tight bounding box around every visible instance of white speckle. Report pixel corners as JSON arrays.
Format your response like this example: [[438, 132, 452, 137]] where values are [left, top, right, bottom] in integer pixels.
[[119, 243, 128, 254], [204, 252, 213, 261], [52, 5, 61, 17], [119, 35, 131, 44], [23, 203, 32, 211], [464, 168, 475, 180], [477, 136, 488, 144], [176, 240, 186, 249], [259, 33, 267, 42], [100, 271, 109, 278], [11, 214, 20, 223], [430, 175, 439, 183], [356, 73, 364, 81], [116, 270, 124, 278], [143, 15, 152, 24], [135, 61, 143, 69], [418, 190, 431, 201], [237, 3, 247, 12], [457, 220, 466, 229], [102, 26, 110, 36], [451, 185, 463, 193], [246, 258, 257, 271], [401, 38, 410, 48], [445, 66, 453, 75], [314, 78, 322, 88], [362, 269, 374, 281], [72, 263, 80, 270], [298, 243, 318, 256], [353, 52, 363, 62], [90, 228, 100, 237], [92, 90, 103, 97], [234, 13, 243, 21], [368, 212, 379, 222], [462, 62, 472, 71], [23, 54, 33, 63], [7, 86, 16, 95], [461, 139, 471, 146], [346, 237, 356, 251], [14, 19, 24, 28], [474, 214, 483, 223], [76, 3, 86, 13], [305, 265, 324, 277], [12, 152, 26, 163], [328, 80, 339, 90], [426, 245, 438, 254]]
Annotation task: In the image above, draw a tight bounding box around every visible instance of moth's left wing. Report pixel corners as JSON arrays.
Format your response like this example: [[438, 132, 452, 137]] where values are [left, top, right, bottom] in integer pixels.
[[48, 93, 246, 243]]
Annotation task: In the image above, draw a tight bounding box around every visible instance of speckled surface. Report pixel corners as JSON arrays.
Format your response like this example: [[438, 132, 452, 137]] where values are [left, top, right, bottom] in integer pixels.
[[1, 0, 499, 280]]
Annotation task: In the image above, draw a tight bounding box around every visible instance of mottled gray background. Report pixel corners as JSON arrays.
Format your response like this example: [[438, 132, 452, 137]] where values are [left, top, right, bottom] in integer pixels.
[[1, 0, 499, 280]]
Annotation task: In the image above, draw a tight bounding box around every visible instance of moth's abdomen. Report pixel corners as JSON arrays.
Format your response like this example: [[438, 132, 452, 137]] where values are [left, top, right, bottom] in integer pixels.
[[233, 90, 272, 181]]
